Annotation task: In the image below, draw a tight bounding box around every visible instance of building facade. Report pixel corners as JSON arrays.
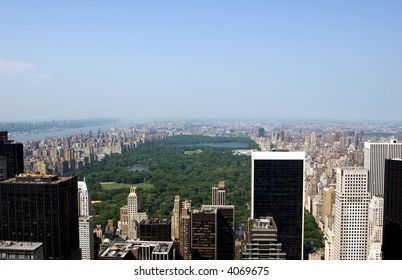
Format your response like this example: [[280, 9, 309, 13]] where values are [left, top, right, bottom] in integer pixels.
[[171, 195, 181, 240], [251, 151, 305, 260], [0, 156, 6, 180], [0, 174, 80, 259], [0, 241, 44, 260], [364, 141, 402, 196], [127, 186, 148, 240], [367, 196, 383, 260], [139, 219, 171, 241], [78, 180, 91, 216], [119, 205, 129, 236], [212, 180, 226, 205], [79, 216, 94, 260], [0, 132, 24, 179], [191, 205, 234, 260], [77, 180, 94, 260], [242, 217, 286, 260], [382, 159, 402, 260], [179, 206, 191, 260], [322, 186, 335, 229], [332, 167, 370, 260]]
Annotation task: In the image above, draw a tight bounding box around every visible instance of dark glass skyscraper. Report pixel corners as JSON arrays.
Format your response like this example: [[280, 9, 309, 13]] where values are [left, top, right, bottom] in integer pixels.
[[0, 131, 7, 142], [0, 131, 24, 179], [139, 219, 171, 241], [191, 209, 215, 260], [191, 205, 234, 260], [252, 151, 305, 260], [382, 159, 402, 260], [0, 174, 80, 260]]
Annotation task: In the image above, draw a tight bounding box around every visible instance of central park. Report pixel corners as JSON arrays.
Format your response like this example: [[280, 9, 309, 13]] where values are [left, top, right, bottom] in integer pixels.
[[76, 135, 323, 250]]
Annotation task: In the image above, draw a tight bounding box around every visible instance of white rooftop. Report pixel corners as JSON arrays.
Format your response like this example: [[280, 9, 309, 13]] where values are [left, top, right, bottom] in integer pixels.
[[78, 181, 88, 191], [252, 151, 305, 160]]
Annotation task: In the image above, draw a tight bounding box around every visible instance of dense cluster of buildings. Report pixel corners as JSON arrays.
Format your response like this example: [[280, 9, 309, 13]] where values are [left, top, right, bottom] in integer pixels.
[[1, 118, 402, 260], [21, 127, 171, 176], [290, 131, 402, 260]]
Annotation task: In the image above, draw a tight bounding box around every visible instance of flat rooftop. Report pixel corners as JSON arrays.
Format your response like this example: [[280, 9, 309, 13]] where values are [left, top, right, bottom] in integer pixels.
[[140, 219, 170, 225], [201, 205, 235, 211], [100, 241, 173, 258], [0, 241, 43, 251], [0, 174, 75, 184], [249, 217, 278, 230]]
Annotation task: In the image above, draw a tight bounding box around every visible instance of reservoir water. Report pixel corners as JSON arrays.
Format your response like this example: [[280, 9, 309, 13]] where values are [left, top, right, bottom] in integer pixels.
[[175, 142, 248, 148]]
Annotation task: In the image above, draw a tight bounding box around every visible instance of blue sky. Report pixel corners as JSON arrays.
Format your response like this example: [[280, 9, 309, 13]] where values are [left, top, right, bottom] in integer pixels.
[[0, 1, 401, 122]]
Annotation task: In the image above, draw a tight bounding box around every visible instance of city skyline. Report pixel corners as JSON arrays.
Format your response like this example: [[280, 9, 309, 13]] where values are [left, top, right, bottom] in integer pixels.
[[1, 1, 402, 122], [1, 117, 402, 260]]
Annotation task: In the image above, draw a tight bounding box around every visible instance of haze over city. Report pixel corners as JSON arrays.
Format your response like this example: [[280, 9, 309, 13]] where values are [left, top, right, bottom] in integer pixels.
[[3, 2, 402, 276], [1, 1, 401, 122]]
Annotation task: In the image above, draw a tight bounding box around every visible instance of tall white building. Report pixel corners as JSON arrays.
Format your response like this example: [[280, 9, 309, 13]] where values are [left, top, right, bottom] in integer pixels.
[[78, 180, 91, 216], [79, 216, 94, 260], [128, 186, 139, 214], [127, 186, 147, 240], [77, 180, 94, 260], [332, 167, 370, 260], [364, 141, 402, 196], [367, 196, 383, 260]]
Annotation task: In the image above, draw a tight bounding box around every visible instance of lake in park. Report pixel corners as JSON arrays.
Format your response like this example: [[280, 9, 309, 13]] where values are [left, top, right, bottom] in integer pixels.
[[128, 164, 149, 171], [176, 142, 248, 148]]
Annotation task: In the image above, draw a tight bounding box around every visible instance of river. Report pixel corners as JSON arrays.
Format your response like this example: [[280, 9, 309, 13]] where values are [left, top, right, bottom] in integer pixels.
[[9, 123, 119, 142]]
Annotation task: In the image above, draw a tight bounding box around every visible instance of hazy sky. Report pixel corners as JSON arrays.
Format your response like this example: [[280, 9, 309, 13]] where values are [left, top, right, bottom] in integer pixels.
[[1, 1, 401, 122]]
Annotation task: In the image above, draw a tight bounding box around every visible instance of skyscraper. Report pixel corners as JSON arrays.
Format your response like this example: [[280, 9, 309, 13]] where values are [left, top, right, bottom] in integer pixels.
[[364, 141, 402, 196], [0, 132, 24, 179], [363, 141, 402, 254], [139, 219, 171, 241], [0, 174, 80, 259], [332, 167, 370, 260], [212, 180, 226, 205], [119, 205, 129, 236], [322, 186, 335, 229], [258, 128, 265, 138], [382, 159, 402, 260], [78, 180, 91, 216], [179, 204, 191, 260], [171, 195, 181, 240], [251, 151, 305, 260], [79, 216, 94, 260], [191, 205, 234, 260], [127, 186, 147, 240], [190, 209, 215, 260], [242, 217, 286, 260], [77, 180, 94, 260]]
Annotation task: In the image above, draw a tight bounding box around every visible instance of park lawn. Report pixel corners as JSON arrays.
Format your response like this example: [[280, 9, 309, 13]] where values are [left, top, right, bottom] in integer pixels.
[[184, 149, 203, 155], [100, 182, 154, 190]]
